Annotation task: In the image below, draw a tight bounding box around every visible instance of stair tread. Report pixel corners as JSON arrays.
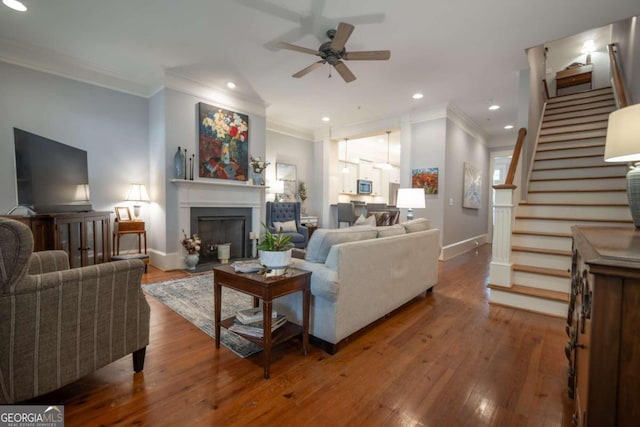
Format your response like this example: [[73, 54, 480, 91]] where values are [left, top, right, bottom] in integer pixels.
[[527, 189, 626, 193], [519, 202, 628, 207], [512, 245, 571, 256], [516, 215, 632, 223], [513, 264, 571, 278], [530, 175, 624, 182], [538, 135, 606, 144], [512, 230, 571, 238], [545, 102, 616, 116], [488, 284, 570, 303], [532, 164, 621, 172], [539, 125, 608, 136], [537, 144, 605, 152], [534, 153, 603, 161], [543, 114, 612, 125]]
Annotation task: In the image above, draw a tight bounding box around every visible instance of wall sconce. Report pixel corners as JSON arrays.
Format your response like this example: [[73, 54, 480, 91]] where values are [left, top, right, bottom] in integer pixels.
[[125, 183, 150, 220], [604, 103, 640, 227], [581, 39, 595, 64], [396, 188, 426, 220]]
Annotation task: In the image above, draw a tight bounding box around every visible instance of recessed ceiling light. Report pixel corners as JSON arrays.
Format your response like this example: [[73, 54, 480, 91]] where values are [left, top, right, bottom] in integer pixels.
[[3, 0, 27, 11], [504, 125, 514, 130], [412, 93, 424, 100], [321, 116, 330, 122], [489, 105, 500, 111], [226, 81, 236, 89]]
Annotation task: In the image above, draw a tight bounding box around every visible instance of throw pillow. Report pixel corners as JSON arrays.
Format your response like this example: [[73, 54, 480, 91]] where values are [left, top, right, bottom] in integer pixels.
[[377, 224, 406, 238], [401, 218, 431, 233], [353, 214, 368, 225], [273, 220, 297, 233], [305, 227, 378, 263]]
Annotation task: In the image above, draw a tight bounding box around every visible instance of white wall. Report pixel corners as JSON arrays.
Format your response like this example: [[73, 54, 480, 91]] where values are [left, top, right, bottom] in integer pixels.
[[0, 61, 148, 216], [443, 119, 489, 247], [265, 130, 318, 215]]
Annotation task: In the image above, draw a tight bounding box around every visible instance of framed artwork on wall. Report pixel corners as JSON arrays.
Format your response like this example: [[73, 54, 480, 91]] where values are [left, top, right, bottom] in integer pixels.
[[282, 180, 297, 202], [276, 163, 297, 181], [197, 102, 249, 181], [412, 167, 439, 194], [463, 162, 482, 209]]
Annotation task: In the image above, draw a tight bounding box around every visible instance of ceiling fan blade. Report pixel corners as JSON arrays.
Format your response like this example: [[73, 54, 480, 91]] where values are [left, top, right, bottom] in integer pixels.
[[333, 61, 356, 83], [343, 50, 391, 61], [330, 22, 355, 51], [292, 61, 326, 78], [277, 42, 320, 56]]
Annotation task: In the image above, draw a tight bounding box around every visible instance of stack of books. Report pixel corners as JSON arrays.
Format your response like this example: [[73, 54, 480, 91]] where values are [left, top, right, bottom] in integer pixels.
[[228, 307, 287, 338]]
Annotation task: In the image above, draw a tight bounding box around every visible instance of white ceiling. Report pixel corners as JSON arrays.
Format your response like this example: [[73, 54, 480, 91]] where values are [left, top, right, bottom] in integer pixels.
[[0, 0, 637, 138]]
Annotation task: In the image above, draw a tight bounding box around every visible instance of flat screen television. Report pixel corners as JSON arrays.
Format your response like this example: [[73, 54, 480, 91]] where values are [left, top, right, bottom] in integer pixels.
[[14, 128, 92, 213]]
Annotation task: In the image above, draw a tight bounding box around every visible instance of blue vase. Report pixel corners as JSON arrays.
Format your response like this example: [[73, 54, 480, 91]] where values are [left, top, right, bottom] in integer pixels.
[[174, 146, 185, 179]]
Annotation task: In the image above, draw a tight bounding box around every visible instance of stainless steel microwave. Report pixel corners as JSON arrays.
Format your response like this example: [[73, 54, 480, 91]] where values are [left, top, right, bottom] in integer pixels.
[[357, 179, 373, 195]]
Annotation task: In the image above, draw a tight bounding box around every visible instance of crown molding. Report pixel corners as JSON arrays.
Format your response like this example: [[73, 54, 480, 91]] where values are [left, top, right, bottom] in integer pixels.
[[163, 72, 267, 117], [446, 103, 488, 144], [266, 120, 315, 141], [0, 37, 154, 97]]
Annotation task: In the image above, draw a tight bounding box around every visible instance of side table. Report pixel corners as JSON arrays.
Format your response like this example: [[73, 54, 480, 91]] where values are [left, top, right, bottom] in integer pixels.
[[113, 220, 147, 256], [213, 265, 311, 379]]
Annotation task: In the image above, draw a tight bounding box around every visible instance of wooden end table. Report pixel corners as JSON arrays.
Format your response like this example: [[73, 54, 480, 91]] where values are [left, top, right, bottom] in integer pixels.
[[213, 265, 311, 379]]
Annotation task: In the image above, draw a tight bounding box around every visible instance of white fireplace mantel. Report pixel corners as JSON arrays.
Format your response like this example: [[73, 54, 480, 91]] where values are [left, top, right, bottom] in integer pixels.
[[171, 179, 266, 269]]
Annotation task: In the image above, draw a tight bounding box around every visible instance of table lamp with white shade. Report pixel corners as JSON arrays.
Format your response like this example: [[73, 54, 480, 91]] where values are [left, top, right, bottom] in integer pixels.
[[604, 103, 640, 227], [125, 183, 150, 220], [269, 180, 285, 202], [396, 188, 426, 220]]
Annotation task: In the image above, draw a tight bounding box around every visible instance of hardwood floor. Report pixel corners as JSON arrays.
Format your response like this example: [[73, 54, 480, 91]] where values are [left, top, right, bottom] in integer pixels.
[[27, 245, 573, 426]]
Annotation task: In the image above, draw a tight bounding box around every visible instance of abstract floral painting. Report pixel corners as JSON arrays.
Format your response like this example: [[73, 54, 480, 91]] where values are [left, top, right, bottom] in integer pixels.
[[412, 167, 439, 194], [463, 162, 481, 209], [198, 103, 249, 181]]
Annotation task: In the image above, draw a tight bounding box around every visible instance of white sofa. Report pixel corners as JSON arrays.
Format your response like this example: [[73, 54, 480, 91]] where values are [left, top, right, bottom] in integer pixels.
[[274, 218, 440, 353]]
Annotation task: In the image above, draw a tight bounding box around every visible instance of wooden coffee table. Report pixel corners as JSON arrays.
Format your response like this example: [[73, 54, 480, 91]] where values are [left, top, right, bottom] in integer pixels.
[[213, 265, 311, 379]]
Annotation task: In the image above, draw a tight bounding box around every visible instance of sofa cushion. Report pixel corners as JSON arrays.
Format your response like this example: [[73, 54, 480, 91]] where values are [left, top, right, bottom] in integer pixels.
[[401, 218, 431, 233], [305, 226, 377, 263], [354, 214, 376, 227], [273, 220, 297, 232], [377, 224, 406, 238]]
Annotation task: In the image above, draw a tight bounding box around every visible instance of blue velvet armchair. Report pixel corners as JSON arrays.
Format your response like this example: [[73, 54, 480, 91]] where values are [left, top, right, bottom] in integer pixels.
[[265, 201, 309, 248]]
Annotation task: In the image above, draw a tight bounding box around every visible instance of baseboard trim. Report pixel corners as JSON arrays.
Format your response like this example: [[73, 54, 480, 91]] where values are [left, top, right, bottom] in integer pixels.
[[440, 234, 489, 261], [148, 250, 183, 271]]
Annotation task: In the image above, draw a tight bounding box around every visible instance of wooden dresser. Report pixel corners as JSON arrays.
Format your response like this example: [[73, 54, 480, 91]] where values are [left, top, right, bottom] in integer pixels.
[[556, 64, 592, 96], [2, 211, 111, 268], [567, 226, 640, 426]]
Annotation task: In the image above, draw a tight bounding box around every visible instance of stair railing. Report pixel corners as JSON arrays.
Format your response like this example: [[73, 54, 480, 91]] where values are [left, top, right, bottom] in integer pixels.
[[608, 43, 630, 109], [490, 127, 527, 287]]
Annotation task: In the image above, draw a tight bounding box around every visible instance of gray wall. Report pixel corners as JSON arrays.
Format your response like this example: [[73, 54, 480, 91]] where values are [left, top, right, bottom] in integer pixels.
[[612, 16, 639, 105], [265, 130, 318, 216], [0, 61, 148, 216], [409, 118, 446, 234], [443, 119, 489, 246]]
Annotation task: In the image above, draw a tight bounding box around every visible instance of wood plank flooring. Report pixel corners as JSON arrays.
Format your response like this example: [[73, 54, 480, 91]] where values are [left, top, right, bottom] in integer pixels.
[[26, 245, 573, 426]]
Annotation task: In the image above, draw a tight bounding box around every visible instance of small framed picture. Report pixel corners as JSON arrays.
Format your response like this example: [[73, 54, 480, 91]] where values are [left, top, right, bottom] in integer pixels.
[[276, 163, 297, 181], [115, 206, 132, 222]]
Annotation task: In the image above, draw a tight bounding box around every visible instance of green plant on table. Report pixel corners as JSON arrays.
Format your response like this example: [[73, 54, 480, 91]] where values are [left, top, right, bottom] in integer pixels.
[[256, 222, 294, 252]]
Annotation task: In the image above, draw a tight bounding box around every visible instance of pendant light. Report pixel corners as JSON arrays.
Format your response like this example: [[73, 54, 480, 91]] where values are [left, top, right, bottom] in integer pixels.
[[381, 131, 392, 170], [341, 138, 350, 174]]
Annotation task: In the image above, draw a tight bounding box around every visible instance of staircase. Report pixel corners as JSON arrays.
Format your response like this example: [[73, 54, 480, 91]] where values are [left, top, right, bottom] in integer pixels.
[[489, 87, 631, 317]]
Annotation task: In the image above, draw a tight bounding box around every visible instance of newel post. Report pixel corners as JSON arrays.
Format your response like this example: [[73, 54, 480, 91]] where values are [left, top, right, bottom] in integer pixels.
[[489, 184, 516, 287]]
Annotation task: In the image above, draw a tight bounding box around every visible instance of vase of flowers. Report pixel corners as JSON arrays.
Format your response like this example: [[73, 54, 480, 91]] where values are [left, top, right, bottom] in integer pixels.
[[181, 232, 201, 270], [249, 156, 270, 186]]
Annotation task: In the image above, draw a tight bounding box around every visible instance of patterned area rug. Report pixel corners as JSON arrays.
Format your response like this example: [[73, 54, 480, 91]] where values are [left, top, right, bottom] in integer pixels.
[[143, 273, 262, 358]]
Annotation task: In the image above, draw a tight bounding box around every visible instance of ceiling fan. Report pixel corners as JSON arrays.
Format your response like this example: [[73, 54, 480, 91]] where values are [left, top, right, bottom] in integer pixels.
[[277, 22, 390, 83]]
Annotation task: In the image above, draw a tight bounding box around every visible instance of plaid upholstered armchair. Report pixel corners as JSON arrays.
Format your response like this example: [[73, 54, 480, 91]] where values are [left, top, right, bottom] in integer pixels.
[[0, 217, 150, 404], [265, 202, 309, 248]]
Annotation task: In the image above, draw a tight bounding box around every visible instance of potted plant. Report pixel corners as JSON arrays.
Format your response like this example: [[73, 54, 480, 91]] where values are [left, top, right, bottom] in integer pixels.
[[256, 222, 294, 269], [181, 231, 201, 270], [298, 181, 308, 214]]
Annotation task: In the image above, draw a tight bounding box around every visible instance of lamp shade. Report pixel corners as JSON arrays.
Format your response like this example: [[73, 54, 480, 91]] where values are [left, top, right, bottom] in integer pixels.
[[396, 188, 426, 209], [604, 104, 640, 162], [270, 180, 285, 194], [73, 184, 90, 202], [125, 184, 150, 202]]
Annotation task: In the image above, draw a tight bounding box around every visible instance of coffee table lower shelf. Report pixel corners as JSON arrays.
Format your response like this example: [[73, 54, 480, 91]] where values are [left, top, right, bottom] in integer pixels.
[[221, 317, 303, 347]]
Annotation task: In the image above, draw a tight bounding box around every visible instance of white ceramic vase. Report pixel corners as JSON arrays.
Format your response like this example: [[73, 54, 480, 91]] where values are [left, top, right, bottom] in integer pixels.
[[184, 253, 199, 270], [259, 249, 292, 269]]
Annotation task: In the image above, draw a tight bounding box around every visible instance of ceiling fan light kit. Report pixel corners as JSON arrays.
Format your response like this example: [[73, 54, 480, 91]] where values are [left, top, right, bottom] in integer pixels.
[[278, 22, 390, 83]]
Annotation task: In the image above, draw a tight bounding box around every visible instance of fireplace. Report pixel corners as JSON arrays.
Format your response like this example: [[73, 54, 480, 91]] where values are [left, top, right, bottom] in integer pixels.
[[190, 207, 252, 266]]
